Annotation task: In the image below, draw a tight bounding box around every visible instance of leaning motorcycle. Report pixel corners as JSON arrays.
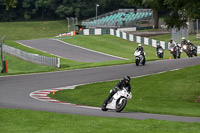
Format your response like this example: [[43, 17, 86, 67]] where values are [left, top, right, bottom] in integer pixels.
[[182, 43, 197, 57], [169, 46, 181, 59], [157, 47, 164, 58], [134, 50, 146, 66], [101, 87, 132, 112]]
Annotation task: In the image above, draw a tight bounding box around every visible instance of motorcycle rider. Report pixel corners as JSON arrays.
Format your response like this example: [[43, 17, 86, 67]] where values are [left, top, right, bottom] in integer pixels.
[[156, 43, 163, 56], [168, 39, 177, 50], [136, 43, 144, 52], [181, 37, 188, 46], [156, 43, 162, 51], [103, 76, 131, 106]]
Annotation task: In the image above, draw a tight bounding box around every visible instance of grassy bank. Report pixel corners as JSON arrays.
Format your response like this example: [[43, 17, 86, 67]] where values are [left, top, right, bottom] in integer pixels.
[[61, 35, 176, 61], [49, 65, 200, 117], [0, 20, 68, 40], [1, 109, 200, 133]]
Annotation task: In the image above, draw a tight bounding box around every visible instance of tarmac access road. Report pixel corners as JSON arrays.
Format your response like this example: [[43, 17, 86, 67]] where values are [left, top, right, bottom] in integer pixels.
[[17, 39, 127, 62]]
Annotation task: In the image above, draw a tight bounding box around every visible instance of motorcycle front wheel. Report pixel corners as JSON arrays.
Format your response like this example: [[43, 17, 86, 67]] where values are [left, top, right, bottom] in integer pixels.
[[101, 100, 108, 111], [116, 99, 127, 112], [135, 59, 139, 66]]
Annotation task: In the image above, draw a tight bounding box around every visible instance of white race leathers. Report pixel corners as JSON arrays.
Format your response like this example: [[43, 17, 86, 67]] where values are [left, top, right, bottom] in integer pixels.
[[106, 87, 132, 110]]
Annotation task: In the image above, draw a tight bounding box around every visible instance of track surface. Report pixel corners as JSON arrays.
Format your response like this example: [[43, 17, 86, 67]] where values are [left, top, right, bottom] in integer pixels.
[[1, 57, 200, 122], [17, 39, 126, 62]]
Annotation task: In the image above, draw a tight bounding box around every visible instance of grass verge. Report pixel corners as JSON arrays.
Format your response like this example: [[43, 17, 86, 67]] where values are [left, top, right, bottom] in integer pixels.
[[1, 109, 200, 133], [49, 65, 200, 117], [60, 35, 176, 61]]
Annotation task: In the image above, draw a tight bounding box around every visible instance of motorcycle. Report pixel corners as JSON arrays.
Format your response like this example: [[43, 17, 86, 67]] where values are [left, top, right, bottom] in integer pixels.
[[134, 50, 146, 66], [182, 43, 197, 57], [101, 87, 132, 112], [169, 46, 181, 59], [157, 47, 164, 58]]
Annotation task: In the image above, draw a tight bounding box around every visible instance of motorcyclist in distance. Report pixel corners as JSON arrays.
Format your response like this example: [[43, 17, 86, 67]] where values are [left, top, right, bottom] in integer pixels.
[[181, 37, 188, 46], [103, 76, 131, 106], [156, 43, 162, 51], [136, 43, 144, 52], [168, 39, 177, 50]]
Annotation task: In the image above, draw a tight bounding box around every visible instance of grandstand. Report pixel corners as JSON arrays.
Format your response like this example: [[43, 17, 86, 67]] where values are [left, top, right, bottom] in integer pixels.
[[82, 9, 153, 29]]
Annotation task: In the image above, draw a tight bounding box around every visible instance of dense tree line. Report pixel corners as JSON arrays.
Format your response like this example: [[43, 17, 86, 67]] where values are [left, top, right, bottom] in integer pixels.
[[3, 0, 200, 29], [1, 0, 135, 21]]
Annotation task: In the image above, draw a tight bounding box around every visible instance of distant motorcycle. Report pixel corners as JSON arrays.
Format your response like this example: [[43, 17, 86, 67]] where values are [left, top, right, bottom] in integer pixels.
[[182, 42, 197, 57], [157, 47, 164, 58], [169, 46, 181, 59], [101, 87, 132, 112], [134, 50, 146, 66]]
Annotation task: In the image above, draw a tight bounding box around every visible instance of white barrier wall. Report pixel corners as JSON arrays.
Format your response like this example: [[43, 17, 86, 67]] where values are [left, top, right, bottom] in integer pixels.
[[144, 37, 149, 45], [152, 39, 157, 47], [116, 30, 120, 37], [95, 29, 101, 35], [122, 32, 127, 40], [110, 29, 114, 36], [129, 34, 134, 42], [117, 27, 136, 32], [198, 46, 200, 54], [83, 29, 89, 35], [160, 41, 166, 49], [136, 36, 141, 43]]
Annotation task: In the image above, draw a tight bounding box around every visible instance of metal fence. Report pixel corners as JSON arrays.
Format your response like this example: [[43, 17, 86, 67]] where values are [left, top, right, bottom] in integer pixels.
[[1, 45, 60, 68], [171, 27, 189, 44]]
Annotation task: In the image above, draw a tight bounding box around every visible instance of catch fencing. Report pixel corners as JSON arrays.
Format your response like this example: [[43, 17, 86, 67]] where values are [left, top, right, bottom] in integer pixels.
[[1, 45, 60, 68]]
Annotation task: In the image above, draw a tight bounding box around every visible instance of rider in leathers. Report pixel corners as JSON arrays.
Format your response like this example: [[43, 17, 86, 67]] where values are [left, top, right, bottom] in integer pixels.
[[104, 76, 131, 106]]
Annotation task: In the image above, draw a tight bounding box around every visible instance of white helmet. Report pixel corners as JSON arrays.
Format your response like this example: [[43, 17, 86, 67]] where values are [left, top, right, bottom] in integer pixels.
[[157, 43, 160, 46], [187, 40, 190, 43], [182, 37, 185, 40], [138, 44, 142, 47]]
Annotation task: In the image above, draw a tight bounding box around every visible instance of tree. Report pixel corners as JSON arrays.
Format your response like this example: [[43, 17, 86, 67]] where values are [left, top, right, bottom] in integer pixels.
[[5, 0, 17, 10], [127, 0, 164, 29], [127, 0, 200, 29]]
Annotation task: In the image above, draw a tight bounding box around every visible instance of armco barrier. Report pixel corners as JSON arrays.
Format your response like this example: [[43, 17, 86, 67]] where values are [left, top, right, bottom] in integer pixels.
[[2, 45, 60, 68]]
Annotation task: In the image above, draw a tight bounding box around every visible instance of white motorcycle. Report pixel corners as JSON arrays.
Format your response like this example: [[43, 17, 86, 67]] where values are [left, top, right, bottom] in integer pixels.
[[134, 50, 146, 66], [101, 87, 132, 112], [157, 47, 164, 58]]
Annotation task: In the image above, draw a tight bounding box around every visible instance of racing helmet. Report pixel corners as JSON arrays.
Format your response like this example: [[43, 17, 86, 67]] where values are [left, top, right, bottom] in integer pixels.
[[182, 37, 186, 40], [138, 44, 142, 47], [123, 76, 131, 83]]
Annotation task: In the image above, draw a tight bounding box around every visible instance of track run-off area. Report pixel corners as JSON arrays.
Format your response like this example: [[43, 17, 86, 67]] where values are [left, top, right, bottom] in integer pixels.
[[1, 55, 200, 122]]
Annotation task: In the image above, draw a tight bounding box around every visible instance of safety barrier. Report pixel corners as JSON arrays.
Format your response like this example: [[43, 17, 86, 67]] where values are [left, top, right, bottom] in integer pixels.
[[1, 45, 60, 68]]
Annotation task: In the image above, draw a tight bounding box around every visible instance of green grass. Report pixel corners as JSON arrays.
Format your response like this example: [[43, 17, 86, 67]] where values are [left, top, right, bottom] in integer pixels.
[[0, 53, 56, 75], [49, 65, 200, 117], [0, 20, 68, 41], [61, 35, 177, 61], [149, 34, 200, 46], [1, 109, 200, 133]]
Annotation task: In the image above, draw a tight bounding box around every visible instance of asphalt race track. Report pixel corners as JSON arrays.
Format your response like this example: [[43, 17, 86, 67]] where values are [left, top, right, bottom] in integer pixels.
[[1, 56, 200, 122], [17, 39, 127, 62]]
